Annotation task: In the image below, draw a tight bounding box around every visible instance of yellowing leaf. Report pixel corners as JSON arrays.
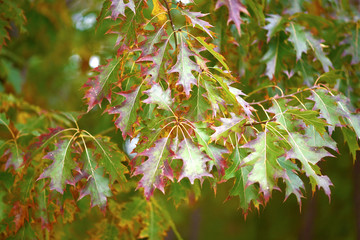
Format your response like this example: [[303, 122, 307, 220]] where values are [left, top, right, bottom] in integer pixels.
[[151, 0, 167, 25]]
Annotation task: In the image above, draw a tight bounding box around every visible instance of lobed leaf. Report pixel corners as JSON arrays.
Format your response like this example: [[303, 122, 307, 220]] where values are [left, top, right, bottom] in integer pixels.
[[83, 58, 121, 112], [286, 132, 333, 197], [215, 0, 250, 35], [168, 37, 201, 97], [143, 83, 173, 111], [109, 0, 135, 20], [108, 85, 142, 138], [210, 113, 246, 142], [242, 131, 284, 201], [176, 140, 213, 184], [286, 23, 308, 60], [38, 140, 76, 194], [134, 138, 173, 199], [79, 149, 112, 209], [181, 9, 214, 38]]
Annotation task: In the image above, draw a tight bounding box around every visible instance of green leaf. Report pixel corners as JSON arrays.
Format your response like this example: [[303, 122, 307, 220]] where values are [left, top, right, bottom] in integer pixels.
[[95, 138, 128, 184], [176, 140, 213, 184], [38, 140, 76, 194], [195, 123, 228, 174], [108, 85, 142, 138], [203, 80, 225, 117], [242, 131, 284, 200], [138, 39, 169, 83], [4, 146, 24, 170], [268, 99, 294, 131], [285, 109, 328, 135], [309, 89, 347, 134], [263, 14, 286, 40], [244, 0, 265, 25], [210, 113, 246, 142], [287, 132, 333, 197], [79, 149, 112, 208], [84, 58, 121, 112], [225, 146, 259, 211], [134, 138, 173, 199], [286, 23, 308, 60], [194, 36, 230, 71], [315, 70, 343, 85], [185, 85, 210, 121], [262, 36, 283, 79], [0, 112, 10, 126], [277, 157, 304, 203], [335, 95, 360, 139], [168, 37, 201, 96], [342, 127, 359, 162], [119, 197, 147, 227], [306, 32, 333, 72], [305, 127, 337, 151], [0, 190, 8, 222]]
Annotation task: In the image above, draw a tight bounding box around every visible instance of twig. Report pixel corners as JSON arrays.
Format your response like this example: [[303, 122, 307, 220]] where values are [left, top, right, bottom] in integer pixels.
[[248, 86, 319, 106], [162, 0, 178, 47]]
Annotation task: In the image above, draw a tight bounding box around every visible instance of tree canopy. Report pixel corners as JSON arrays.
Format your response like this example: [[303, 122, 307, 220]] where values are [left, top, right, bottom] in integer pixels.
[[0, 0, 359, 239]]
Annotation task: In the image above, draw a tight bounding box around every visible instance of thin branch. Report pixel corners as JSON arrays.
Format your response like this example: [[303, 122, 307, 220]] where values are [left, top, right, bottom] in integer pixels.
[[162, 0, 178, 47], [248, 86, 319, 106]]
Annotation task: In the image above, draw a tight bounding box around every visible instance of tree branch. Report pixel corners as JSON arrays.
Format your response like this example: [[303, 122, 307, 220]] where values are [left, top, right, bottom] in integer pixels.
[[162, 0, 178, 47], [248, 86, 320, 106]]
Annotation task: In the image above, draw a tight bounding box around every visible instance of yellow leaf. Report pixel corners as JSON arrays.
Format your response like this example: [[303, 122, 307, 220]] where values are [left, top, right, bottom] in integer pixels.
[[152, 0, 167, 24]]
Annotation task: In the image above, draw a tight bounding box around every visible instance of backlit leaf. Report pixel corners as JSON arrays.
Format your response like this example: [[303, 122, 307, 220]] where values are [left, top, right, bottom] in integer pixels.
[[309, 89, 347, 134]]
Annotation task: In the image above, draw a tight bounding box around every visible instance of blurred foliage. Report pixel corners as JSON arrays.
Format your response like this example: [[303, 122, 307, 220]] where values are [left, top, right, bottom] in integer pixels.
[[0, 0, 359, 239]]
